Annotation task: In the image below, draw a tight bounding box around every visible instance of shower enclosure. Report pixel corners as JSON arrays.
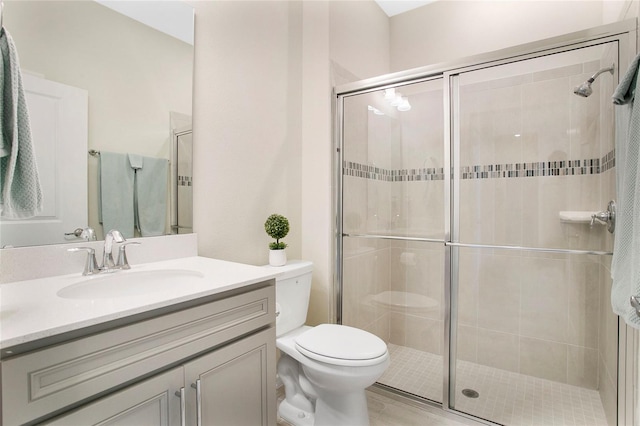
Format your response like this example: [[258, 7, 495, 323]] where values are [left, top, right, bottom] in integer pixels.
[[335, 21, 636, 426]]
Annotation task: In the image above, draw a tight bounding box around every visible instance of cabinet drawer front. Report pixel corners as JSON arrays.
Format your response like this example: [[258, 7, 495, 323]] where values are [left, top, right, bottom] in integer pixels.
[[2, 285, 274, 426]]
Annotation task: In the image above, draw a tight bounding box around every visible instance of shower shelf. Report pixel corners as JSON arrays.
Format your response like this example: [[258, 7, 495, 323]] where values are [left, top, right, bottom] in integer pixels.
[[558, 211, 599, 224]]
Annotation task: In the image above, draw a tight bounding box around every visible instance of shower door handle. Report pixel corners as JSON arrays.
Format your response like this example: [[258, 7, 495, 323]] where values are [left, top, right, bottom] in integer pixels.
[[631, 296, 640, 317]]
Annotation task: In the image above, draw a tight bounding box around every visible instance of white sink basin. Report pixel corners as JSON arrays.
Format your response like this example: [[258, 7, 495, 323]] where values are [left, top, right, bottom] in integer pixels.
[[57, 269, 206, 299]]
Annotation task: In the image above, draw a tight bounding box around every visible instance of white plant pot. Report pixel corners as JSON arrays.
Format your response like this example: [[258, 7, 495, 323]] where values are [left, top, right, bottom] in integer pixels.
[[269, 249, 287, 267]]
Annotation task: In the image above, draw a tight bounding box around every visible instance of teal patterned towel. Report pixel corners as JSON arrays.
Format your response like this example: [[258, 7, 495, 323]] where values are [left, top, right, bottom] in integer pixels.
[[0, 28, 42, 218], [611, 53, 640, 329]]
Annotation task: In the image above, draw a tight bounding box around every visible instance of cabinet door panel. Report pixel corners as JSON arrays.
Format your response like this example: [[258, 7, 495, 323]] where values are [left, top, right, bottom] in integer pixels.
[[185, 328, 276, 426], [43, 367, 183, 426]]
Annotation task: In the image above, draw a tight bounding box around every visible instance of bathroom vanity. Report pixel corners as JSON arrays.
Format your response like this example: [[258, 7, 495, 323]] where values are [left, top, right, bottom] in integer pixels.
[[0, 256, 278, 426]]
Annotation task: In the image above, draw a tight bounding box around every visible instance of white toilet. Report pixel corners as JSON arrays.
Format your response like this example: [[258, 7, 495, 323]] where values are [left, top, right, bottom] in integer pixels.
[[265, 260, 390, 426]]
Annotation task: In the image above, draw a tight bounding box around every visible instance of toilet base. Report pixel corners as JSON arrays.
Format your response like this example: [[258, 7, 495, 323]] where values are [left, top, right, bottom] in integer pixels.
[[313, 389, 370, 426], [278, 399, 314, 426]]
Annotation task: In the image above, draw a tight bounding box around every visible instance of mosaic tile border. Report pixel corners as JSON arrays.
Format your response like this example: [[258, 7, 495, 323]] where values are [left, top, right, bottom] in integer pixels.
[[343, 161, 444, 182], [344, 149, 615, 182]]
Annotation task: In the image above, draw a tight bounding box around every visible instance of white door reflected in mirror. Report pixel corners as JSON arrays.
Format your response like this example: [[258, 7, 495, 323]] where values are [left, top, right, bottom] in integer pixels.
[[0, 74, 88, 247]]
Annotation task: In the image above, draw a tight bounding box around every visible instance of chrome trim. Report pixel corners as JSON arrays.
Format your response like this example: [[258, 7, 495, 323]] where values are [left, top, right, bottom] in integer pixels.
[[444, 87, 454, 409], [335, 92, 345, 324], [443, 244, 453, 410], [335, 20, 636, 96], [450, 75, 460, 245], [342, 235, 613, 256], [342, 233, 443, 243], [446, 73, 461, 411], [338, 75, 444, 100], [443, 75, 452, 247], [445, 242, 613, 256], [448, 245, 460, 409]]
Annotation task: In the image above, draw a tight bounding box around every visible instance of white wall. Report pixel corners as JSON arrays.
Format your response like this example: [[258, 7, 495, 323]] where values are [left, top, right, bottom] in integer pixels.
[[303, 1, 390, 325], [190, 0, 389, 325], [603, 0, 638, 25], [329, 1, 390, 81], [390, 1, 605, 71], [191, 1, 303, 266]]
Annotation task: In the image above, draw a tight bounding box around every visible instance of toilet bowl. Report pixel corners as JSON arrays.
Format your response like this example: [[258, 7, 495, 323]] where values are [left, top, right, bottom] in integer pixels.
[[264, 261, 390, 426]]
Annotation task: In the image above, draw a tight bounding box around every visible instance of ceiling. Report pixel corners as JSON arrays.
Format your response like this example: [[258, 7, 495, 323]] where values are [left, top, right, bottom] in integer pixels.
[[375, 0, 436, 17]]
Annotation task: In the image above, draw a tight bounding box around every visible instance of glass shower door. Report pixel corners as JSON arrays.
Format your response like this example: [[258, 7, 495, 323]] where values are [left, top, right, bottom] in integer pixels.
[[450, 42, 618, 425], [340, 77, 446, 403]]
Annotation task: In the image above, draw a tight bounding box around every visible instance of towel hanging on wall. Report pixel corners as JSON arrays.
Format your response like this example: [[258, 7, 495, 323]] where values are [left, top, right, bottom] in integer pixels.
[[611, 53, 640, 329], [0, 27, 42, 218], [98, 152, 168, 238], [132, 154, 168, 237], [98, 152, 135, 238]]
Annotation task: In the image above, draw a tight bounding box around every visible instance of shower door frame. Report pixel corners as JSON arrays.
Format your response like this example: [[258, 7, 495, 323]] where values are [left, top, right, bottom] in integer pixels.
[[334, 19, 637, 425]]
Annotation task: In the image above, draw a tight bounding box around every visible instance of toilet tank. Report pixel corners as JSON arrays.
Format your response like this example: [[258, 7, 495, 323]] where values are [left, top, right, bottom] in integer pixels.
[[263, 260, 313, 337]]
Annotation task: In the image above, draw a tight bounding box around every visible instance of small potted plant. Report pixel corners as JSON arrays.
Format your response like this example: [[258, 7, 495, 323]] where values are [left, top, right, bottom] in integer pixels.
[[265, 213, 289, 266]]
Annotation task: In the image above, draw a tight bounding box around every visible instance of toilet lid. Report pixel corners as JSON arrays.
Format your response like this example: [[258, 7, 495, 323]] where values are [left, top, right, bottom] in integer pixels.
[[294, 324, 388, 366]]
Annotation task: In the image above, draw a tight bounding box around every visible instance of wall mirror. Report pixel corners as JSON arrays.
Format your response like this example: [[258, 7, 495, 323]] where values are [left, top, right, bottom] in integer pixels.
[[0, 0, 194, 248]]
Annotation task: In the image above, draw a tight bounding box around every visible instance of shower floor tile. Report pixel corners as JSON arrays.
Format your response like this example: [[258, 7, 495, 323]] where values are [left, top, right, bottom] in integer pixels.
[[378, 344, 608, 426]]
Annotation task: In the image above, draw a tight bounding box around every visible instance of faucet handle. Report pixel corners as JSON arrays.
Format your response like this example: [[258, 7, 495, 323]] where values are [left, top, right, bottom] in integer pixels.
[[590, 201, 617, 233], [103, 229, 125, 253], [80, 227, 97, 241], [116, 241, 141, 270], [68, 247, 99, 276]]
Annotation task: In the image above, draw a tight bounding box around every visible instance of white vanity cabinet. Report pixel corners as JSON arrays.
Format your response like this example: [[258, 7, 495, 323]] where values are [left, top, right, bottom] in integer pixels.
[[1, 282, 276, 426]]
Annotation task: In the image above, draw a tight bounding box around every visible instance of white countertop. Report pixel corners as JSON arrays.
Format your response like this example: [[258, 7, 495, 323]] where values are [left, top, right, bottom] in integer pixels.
[[0, 256, 279, 350]]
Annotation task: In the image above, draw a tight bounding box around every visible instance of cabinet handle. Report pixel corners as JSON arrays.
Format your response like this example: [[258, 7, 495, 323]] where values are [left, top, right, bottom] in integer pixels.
[[175, 387, 186, 426], [191, 380, 202, 426]]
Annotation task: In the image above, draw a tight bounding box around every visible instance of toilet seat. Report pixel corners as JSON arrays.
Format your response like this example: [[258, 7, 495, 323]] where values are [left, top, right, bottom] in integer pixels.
[[294, 324, 388, 367]]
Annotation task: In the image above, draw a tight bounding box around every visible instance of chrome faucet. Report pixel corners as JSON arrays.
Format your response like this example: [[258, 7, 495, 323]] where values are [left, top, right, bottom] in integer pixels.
[[102, 229, 125, 270], [68, 229, 141, 275]]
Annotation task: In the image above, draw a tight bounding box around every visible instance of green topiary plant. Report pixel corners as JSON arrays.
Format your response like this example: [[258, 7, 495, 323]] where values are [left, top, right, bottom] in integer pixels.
[[264, 214, 289, 250]]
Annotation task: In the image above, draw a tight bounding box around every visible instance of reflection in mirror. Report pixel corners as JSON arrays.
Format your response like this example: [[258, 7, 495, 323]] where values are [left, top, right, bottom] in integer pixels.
[[0, 0, 194, 248]]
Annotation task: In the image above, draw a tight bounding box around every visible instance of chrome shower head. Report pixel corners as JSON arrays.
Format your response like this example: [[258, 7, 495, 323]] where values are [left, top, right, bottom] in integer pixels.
[[573, 64, 615, 97], [573, 80, 594, 97]]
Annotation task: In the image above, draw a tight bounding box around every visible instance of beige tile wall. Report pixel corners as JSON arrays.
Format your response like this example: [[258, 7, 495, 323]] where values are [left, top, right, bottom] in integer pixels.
[[458, 249, 602, 388]]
